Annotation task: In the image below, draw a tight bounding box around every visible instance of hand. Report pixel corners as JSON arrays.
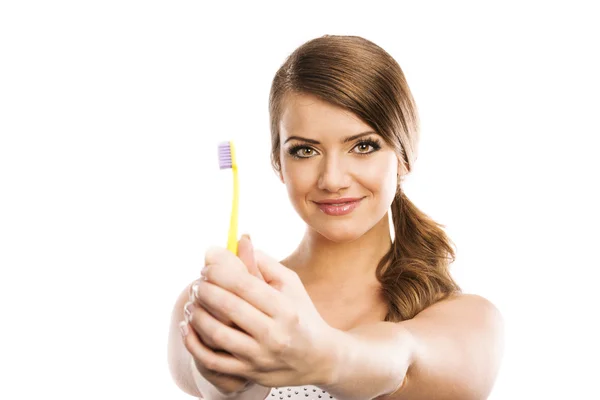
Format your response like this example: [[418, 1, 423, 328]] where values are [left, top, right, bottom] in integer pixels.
[[181, 235, 266, 396], [187, 245, 339, 389], [190, 235, 265, 337]]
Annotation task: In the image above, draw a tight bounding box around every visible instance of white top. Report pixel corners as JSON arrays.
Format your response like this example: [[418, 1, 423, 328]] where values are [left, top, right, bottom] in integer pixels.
[[267, 385, 336, 399]]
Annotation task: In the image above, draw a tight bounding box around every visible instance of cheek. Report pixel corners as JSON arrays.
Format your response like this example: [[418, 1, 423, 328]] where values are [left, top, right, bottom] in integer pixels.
[[281, 160, 314, 197], [359, 158, 397, 200]]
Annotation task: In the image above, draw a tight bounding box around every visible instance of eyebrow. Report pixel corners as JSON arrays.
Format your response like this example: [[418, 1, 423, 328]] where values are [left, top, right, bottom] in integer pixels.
[[283, 131, 378, 145]]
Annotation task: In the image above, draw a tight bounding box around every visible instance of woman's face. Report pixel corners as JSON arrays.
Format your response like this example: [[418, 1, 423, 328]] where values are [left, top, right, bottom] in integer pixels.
[[278, 92, 401, 243]]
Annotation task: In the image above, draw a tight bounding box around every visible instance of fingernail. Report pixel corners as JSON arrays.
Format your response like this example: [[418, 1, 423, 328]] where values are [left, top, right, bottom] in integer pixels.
[[184, 301, 195, 321], [179, 321, 189, 336], [190, 281, 200, 300], [242, 233, 251, 243], [190, 281, 201, 301]]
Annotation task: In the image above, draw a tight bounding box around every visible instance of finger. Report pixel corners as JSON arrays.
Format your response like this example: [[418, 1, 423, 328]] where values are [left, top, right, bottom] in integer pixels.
[[179, 319, 253, 378], [189, 279, 201, 303], [203, 256, 289, 319], [190, 279, 248, 333], [187, 300, 261, 362], [237, 234, 265, 282], [185, 300, 225, 350], [189, 282, 236, 328], [195, 275, 286, 339], [179, 321, 248, 389], [205, 246, 246, 274], [254, 249, 297, 286]]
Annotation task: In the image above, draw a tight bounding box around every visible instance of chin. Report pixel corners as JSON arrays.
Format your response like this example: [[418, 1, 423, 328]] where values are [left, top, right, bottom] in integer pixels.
[[309, 219, 370, 243], [320, 229, 362, 243]]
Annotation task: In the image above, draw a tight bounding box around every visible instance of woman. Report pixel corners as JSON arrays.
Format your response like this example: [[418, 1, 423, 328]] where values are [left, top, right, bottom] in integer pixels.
[[168, 35, 504, 400]]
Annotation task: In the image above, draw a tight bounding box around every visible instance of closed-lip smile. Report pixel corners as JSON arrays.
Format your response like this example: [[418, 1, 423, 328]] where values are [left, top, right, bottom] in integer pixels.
[[314, 197, 364, 204], [313, 197, 365, 216]]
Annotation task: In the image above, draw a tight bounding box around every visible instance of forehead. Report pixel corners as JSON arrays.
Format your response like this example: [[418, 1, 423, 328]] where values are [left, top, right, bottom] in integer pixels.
[[279, 93, 372, 138]]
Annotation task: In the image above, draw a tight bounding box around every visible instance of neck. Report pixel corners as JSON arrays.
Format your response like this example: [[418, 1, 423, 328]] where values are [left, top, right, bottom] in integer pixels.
[[283, 212, 394, 286]]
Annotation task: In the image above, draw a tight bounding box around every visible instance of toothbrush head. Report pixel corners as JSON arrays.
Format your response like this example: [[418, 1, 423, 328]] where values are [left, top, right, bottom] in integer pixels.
[[218, 141, 237, 170]]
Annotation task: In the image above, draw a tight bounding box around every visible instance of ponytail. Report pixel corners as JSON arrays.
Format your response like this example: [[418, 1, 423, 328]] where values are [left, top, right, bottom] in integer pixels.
[[266, 35, 462, 321], [376, 188, 462, 322]]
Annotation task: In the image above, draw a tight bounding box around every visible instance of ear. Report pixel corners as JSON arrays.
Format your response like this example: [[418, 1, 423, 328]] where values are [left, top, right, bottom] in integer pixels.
[[397, 159, 405, 181]]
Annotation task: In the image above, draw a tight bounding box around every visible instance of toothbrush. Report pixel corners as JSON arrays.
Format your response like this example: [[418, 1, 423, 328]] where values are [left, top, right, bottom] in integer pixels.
[[218, 140, 239, 255]]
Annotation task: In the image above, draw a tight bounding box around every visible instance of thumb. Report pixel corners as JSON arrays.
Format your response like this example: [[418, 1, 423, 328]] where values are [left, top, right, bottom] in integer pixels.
[[254, 249, 294, 286], [237, 234, 265, 282]]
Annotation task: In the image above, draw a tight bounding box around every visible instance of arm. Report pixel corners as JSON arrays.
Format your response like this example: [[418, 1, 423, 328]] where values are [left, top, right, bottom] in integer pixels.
[[321, 294, 504, 400], [167, 283, 271, 400], [168, 283, 203, 397]]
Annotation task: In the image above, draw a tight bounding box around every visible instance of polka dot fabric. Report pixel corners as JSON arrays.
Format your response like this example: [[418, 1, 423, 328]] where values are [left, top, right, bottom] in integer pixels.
[[268, 385, 335, 399]]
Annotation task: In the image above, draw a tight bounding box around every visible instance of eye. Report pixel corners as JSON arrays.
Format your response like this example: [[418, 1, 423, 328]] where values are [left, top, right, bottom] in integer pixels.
[[355, 143, 372, 153], [287, 145, 319, 159], [352, 139, 382, 155]]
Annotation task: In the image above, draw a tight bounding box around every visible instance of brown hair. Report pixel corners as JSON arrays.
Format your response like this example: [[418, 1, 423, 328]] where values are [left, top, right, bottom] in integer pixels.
[[268, 35, 461, 322]]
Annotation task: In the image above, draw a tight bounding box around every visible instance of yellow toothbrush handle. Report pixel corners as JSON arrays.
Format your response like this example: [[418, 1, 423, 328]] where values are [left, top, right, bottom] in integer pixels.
[[227, 164, 239, 255]]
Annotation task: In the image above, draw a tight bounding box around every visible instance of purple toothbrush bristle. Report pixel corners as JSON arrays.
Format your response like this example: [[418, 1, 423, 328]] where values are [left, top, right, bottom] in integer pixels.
[[218, 142, 232, 169]]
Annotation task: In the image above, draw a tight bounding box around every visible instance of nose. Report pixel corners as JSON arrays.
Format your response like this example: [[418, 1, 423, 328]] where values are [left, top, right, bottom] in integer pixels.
[[317, 153, 351, 193]]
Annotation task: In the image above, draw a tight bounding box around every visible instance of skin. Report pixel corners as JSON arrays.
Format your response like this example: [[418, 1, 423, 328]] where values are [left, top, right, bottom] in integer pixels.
[[276, 92, 403, 326], [171, 92, 405, 396], [172, 92, 503, 400]]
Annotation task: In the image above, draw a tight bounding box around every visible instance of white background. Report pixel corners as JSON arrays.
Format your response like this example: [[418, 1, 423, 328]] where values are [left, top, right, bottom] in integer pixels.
[[1, 1, 598, 399]]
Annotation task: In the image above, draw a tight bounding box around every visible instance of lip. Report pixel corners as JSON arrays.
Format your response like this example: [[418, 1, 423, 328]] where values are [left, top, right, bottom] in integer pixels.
[[313, 197, 365, 216], [314, 197, 364, 205]]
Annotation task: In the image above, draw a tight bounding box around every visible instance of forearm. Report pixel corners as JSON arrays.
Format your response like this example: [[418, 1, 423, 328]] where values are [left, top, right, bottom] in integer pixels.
[[319, 322, 415, 400]]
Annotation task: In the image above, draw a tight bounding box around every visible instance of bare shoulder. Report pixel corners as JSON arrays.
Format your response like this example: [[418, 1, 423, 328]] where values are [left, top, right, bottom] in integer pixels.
[[436, 292, 500, 311], [410, 293, 504, 333]]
